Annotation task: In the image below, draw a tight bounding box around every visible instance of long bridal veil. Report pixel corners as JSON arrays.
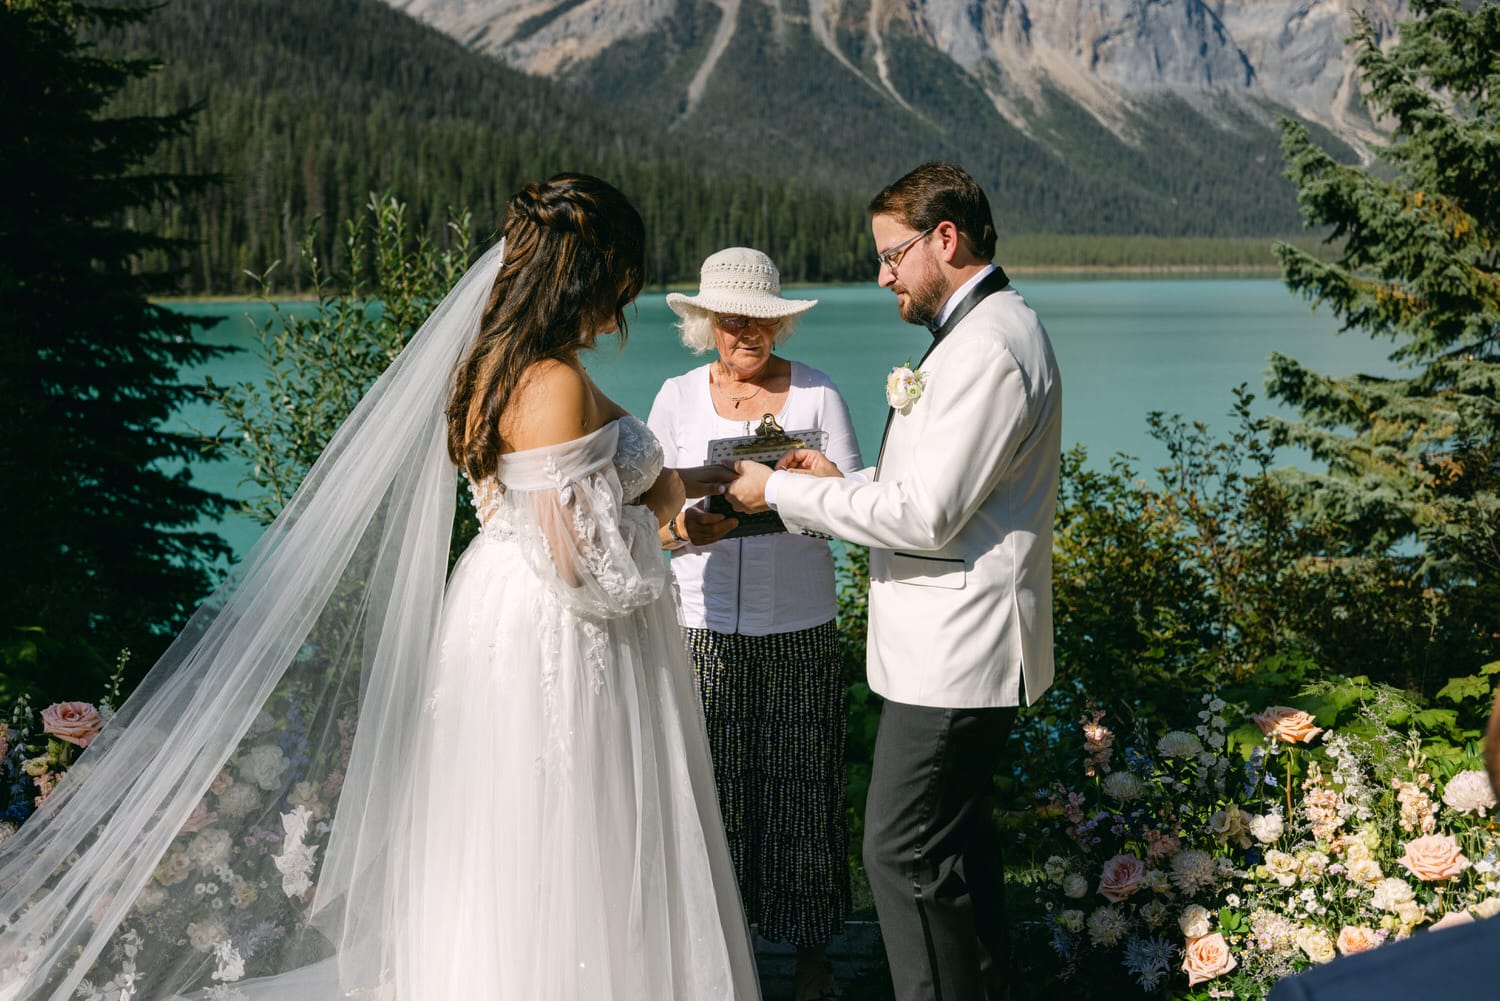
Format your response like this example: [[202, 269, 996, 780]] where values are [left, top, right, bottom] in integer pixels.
[[0, 241, 507, 1001]]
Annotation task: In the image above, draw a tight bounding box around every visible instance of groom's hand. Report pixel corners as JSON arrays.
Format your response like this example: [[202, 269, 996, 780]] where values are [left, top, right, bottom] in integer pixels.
[[777, 448, 844, 478], [725, 460, 772, 513]]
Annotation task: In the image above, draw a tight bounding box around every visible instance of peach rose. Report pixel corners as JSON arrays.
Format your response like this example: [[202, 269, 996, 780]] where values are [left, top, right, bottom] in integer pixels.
[[1336, 925, 1381, 955], [1097, 853, 1147, 902], [41, 701, 104, 748], [1182, 932, 1237, 986], [1398, 833, 1470, 882], [1251, 706, 1322, 744]]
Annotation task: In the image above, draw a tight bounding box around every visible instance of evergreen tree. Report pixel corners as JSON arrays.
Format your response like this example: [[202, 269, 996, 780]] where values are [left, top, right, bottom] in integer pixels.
[[0, 0, 229, 700], [1270, 0, 1499, 670]]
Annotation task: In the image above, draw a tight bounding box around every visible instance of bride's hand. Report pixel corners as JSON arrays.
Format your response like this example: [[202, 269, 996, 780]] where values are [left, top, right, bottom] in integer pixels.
[[675, 464, 736, 498]]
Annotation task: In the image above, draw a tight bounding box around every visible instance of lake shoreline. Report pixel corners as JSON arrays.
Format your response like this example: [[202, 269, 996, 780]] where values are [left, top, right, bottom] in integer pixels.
[[155, 264, 1290, 304]]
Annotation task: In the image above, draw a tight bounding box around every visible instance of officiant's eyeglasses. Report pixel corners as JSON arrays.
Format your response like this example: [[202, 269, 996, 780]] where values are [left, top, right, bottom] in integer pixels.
[[715, 314, 779, 333], [875, 227, 935, 272]]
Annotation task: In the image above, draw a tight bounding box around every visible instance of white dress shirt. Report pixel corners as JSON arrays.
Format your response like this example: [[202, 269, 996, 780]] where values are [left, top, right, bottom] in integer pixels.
[[647, 361, 863, 635]]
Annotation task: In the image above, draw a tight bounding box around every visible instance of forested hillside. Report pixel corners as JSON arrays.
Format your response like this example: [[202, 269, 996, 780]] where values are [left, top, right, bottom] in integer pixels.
[[109, 0, 872, 291], [108, 0, 1322, 292]]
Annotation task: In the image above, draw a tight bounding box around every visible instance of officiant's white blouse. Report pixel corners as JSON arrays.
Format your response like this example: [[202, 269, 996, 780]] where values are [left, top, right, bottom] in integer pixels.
[[648, 361, 863, 635]]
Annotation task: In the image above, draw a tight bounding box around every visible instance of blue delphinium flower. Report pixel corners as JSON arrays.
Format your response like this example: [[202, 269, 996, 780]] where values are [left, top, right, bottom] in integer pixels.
[[1122, 935, 1176, 992]]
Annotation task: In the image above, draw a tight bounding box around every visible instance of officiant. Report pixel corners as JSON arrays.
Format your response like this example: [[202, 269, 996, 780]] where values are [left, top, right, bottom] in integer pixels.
[[647, 247, 863, 1001]]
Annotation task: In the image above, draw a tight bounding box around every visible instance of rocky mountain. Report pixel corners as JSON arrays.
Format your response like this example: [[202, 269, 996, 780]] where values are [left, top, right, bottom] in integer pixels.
[[368, 0, 1409, 237]]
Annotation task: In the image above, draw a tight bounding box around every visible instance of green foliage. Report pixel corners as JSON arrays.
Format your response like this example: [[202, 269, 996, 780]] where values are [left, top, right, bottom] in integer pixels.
[[0, 0, 230, 704], [834, 544, 878, 909], [207, 195, 477, 540], [1022, 384, 1493, 789], [90, 0, 1335, 294], [1271, 0, 1500, 672], [98, 0, 872, 292]]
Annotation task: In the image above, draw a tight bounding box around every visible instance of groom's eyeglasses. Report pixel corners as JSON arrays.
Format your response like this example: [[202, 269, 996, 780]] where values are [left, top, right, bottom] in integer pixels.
[[716, 315, 779, 333], [875, 227, 935, 272]]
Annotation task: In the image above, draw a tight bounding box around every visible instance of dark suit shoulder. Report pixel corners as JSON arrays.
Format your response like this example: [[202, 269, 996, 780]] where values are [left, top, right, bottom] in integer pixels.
[[1266, 915, 1500, 1001]]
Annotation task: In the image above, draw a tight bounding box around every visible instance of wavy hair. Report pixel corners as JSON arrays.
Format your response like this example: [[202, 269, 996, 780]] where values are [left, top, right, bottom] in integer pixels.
[[868, 161, 997, 262], [447, 173, 645, 480]]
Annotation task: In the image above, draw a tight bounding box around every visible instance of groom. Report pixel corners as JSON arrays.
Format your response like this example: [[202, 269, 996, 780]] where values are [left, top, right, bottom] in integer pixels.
[[727, 162, 1062, 1001]]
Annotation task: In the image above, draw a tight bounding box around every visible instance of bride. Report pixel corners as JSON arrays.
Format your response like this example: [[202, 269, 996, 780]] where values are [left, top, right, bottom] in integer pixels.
[[0, 174, 762, 1000]]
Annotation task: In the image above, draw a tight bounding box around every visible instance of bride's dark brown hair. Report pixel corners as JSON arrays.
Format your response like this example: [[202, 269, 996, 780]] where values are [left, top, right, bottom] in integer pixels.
[[447, 173, 646, 480]]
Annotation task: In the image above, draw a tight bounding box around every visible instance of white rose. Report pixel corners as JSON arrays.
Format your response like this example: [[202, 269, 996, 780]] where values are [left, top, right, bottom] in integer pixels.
[[1370, 878, 1415, 912], [1347, 857, 1384, 886], [188, 829, 233, 872], [240, 744, 290, 791], [1062, 873, 1088, 898], [1140, 899, 1170, 927], [1057, 909, 1085, 933], [186, 919, 227, 952], [1394, 900, 1426, 928], [155, 850, 193, 886], [1248, 812, 1284, 845], [1296, 927, 1337, 964], [1264, 849, 1300, 888], [1179, 904, 1212, 939], [885, 367, 924, 411], [1298, 851, 1330, 879]]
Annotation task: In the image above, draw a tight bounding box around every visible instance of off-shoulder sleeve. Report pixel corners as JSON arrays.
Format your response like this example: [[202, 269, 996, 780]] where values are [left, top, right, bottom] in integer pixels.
[[498, 424, 666, 619]]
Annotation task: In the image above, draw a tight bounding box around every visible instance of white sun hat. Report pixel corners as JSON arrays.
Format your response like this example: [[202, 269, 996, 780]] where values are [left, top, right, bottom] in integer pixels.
[[665, 247, 818, 320]]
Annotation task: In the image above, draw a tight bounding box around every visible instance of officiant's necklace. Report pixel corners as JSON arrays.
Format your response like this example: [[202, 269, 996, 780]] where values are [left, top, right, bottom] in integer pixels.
[[712, 363, 766, 408]]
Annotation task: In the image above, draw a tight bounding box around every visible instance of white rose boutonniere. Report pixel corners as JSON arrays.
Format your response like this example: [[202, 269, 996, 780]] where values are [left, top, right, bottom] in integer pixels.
[[886, 361, 926, 414]]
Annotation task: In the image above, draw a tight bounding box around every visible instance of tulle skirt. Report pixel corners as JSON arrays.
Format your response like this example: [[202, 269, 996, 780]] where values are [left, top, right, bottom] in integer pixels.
[[389, 534, 760, 1000]]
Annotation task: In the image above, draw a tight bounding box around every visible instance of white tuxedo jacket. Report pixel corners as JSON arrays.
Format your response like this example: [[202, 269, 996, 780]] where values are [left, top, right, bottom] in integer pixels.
[[775, 286, 1061, 708]]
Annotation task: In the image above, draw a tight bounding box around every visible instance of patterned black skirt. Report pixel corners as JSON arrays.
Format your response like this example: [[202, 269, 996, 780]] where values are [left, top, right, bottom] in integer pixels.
[[684, 620, 852, 948]]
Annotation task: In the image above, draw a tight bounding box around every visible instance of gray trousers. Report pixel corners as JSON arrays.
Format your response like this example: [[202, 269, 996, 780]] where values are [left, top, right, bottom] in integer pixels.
[[863, 700, 1019, 1001]]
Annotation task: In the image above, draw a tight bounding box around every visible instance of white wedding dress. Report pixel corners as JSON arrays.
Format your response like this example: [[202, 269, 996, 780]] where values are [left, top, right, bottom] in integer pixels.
[[391, 415, 760, 998], [0, 236, 758, 1000]]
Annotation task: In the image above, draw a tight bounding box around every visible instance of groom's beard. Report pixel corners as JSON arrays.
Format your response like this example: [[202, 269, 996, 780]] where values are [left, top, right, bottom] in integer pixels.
[[896, 270, 948, 328]]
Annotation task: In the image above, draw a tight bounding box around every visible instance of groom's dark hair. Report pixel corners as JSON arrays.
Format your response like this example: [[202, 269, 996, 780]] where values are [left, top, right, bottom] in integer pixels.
[[869, 162, 997, 262]]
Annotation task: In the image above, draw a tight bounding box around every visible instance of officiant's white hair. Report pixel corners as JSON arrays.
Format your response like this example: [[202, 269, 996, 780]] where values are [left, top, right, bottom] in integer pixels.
[[676, 306, 797, 354]]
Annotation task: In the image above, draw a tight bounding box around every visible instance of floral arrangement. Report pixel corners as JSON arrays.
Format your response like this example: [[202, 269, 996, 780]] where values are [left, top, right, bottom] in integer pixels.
[[885, 361, 926, 413], [0, 650, 357, 1000], [0, 653, 126, 834], [1030, 691, 1500, 999]]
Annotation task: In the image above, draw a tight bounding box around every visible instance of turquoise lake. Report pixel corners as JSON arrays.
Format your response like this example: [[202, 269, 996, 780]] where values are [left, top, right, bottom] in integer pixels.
[[169, 278, 1400, 560]]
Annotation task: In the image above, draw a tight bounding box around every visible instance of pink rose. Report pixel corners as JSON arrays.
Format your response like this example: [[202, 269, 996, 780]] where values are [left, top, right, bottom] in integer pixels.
[[1097, 853, 1147, 902], [180, 800, 219, 834], [41, 701, 104, 748], [1399, 833, 1470, 882], [1251, 706, 1322, 744], [1182, 932, 1237, 986]]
